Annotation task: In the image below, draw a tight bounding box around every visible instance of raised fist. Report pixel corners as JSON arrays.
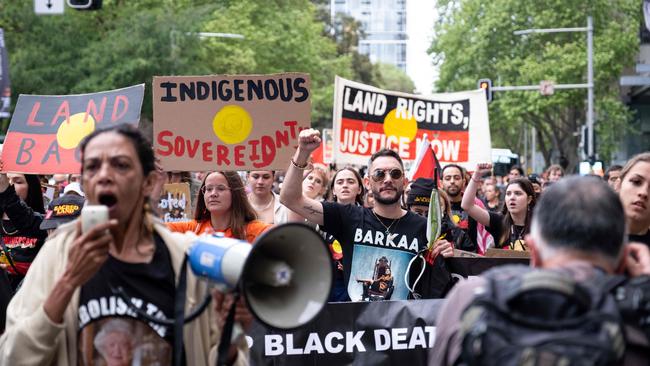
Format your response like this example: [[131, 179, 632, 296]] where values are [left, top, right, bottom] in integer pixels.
[[298, 128, 321, 154]]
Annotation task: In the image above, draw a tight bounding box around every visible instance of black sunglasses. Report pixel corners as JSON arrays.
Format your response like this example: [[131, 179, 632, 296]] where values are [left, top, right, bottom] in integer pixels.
[[371, 168, 403, 182]]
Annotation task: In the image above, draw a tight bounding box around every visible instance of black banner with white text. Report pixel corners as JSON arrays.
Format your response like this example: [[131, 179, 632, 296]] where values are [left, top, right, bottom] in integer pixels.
[[248, 299, 443, 365]]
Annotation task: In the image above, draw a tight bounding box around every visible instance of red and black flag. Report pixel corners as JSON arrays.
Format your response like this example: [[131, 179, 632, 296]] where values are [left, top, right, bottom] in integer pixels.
[[1, 84, 144, 174]]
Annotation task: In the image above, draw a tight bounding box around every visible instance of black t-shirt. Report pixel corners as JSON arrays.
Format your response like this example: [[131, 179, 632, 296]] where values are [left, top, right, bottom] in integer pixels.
[[0, 185, 48, 290], [77, 234, 177, 366], [450, 201, 479, 248], [318, 224, 349, 302], [322, 202, 427, 301], [487, 211, 528, 251], [629, 231, 650, 247]]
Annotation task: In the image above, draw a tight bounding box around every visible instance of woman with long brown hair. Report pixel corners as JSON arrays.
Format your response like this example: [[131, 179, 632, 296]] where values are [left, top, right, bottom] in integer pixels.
[[462, 163, 536, 251], [167, 171, 270, 243]]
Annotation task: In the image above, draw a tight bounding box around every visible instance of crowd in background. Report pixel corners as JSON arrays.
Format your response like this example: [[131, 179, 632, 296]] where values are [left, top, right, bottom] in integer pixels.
[[0, 125, 648, 365]]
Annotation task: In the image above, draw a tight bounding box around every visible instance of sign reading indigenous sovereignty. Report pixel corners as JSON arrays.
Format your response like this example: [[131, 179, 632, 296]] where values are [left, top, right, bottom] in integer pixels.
[[248, 299, 443, 365], [153, 74, 310, 171], [1, 85, 145, 174], [332, 76, 491, 169]]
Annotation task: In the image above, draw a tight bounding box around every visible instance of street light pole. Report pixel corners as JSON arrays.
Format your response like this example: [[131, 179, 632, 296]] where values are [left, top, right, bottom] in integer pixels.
[[586, 16, 594, 159], [512, 16, 595, 160]]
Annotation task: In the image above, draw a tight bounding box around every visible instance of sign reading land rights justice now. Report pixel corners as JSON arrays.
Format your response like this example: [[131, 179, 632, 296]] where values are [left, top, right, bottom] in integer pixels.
[[332, 76, 491, 170], [1, 85, 145, 174], [153, 73, 311, 171]]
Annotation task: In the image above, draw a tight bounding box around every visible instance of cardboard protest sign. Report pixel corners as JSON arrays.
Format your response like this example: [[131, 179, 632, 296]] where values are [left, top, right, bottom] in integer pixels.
[[158, 182, 192, 223], [1, 84, 145, 174], [332, 76, 491, 170], [153, 74, 310, 171]]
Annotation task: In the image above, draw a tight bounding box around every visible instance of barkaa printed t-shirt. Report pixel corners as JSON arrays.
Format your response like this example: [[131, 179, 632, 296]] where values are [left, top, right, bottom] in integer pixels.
[[77, 234, 178, 366], [322, 202, 427, 302]]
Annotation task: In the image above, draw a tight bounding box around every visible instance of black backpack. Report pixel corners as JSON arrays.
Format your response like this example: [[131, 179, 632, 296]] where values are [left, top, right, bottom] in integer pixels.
[[458, 265, 626, 366]]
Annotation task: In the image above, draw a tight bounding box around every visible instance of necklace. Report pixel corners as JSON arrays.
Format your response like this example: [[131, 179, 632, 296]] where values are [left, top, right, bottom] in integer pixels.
[[510, 225, 527, 250], [249, 194, 274, 212], [1, 220, 18, 236], [372, 210, 401, 234]]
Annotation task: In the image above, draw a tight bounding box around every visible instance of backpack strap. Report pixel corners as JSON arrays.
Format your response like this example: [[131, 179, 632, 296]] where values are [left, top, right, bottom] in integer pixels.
[[600, 274, 628, 293]]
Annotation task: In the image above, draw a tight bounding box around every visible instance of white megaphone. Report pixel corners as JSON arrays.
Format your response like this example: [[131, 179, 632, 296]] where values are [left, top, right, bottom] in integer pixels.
[[187, 223, 333, 329]]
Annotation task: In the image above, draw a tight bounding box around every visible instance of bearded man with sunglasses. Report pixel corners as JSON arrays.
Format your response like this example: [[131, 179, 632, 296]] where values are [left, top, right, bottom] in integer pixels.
[[281, 129, 431, 301]]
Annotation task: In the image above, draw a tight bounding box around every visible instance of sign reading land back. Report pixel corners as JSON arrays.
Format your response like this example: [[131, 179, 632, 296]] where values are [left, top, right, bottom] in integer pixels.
[[153, 74, 311, 171], [332, 76, 491, 170], [1, 85, 144, 174]]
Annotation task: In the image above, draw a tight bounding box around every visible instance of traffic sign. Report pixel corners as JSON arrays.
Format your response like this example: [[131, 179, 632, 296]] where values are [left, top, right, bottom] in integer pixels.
[[34, 0, 64, 15], [540, 80, 555, 95]]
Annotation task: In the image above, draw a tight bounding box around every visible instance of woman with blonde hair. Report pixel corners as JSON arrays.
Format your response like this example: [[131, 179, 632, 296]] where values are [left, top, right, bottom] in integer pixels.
[[618, 152, 650, 246], [287, 167, 330, 222], [545, 164, 564, 182]]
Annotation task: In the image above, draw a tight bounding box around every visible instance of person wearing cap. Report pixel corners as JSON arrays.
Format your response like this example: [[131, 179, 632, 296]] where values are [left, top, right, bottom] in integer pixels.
[[62, 182, 85, 197], [40, 194, 86, 235]]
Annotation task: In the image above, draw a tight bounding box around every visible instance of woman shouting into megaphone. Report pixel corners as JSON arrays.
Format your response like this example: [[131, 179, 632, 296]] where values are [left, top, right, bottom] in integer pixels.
[[0, 125, 250, 366]]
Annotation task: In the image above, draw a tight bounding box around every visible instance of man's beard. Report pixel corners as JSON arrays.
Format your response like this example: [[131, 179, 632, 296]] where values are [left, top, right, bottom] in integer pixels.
[[372, 186, 403, 205], [444, 185, 460, 197]]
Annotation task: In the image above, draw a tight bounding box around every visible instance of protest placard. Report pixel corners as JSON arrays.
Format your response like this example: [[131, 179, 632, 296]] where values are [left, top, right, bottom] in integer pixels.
[[1, 84, 145, 174], [153, 74, 311, 171], [157, 182, 192, 223], [332, 76, 491, 170]]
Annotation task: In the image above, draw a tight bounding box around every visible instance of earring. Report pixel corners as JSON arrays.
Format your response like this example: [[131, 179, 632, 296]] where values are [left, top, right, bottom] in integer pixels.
[[143, 199, 153, 233]]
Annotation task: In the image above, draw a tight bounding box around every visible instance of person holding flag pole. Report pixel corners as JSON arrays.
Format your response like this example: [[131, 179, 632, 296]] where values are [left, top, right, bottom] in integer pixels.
[[404, 136, 459, 299]]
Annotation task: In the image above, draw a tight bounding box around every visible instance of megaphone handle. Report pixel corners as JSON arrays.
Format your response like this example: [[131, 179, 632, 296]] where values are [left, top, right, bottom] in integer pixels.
[[216, 290, 241, 366]]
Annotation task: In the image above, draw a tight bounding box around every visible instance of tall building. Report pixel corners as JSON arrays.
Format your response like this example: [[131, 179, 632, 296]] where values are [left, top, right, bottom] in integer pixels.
[[331, 0, 408, 71]]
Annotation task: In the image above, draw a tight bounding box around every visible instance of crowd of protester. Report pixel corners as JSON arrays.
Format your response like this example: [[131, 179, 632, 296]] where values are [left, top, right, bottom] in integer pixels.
[[0, 125, 648, 364]]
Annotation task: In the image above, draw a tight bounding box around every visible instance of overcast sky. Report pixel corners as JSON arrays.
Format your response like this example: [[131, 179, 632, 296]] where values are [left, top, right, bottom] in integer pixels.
[[406, 0, 438, 94]]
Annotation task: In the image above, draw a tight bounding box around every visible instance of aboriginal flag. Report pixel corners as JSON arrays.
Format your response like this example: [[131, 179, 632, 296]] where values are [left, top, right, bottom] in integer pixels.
[[1, 85, 144, 174]]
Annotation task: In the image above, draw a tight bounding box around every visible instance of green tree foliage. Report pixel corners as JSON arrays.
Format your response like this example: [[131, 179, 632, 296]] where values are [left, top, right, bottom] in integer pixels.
[[375, 63, 415, 93], [430, 0, 639, 170], [0, 0, 349, 131], [200, 0, 350, 130]]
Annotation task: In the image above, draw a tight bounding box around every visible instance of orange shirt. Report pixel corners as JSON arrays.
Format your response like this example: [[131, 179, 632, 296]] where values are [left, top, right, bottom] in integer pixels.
[[166, 219, 271, 243]]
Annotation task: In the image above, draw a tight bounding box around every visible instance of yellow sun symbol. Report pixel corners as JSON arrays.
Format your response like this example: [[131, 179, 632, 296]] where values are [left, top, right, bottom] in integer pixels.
[[56, 113, 96, 150], [331, 240, 342, 254], [212, 105, 253, 144], [383, 108, 418, 142]]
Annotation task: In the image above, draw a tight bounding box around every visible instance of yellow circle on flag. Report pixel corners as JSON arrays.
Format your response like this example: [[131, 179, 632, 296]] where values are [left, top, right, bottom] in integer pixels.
[[212, 105, 253, 144], [383, 108, 418, 142], [56, 113, 96, 150], [331, 240, 342, 254]]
